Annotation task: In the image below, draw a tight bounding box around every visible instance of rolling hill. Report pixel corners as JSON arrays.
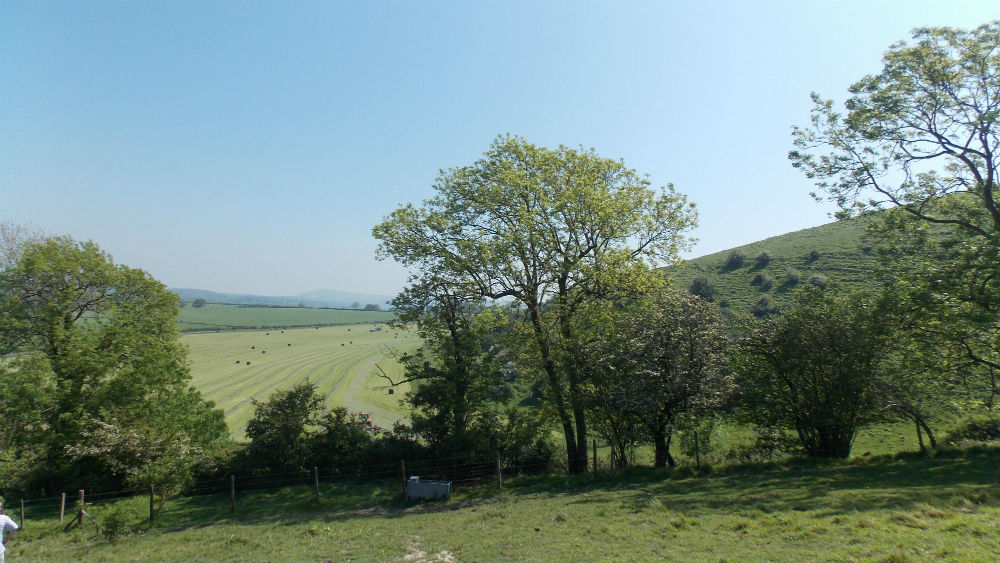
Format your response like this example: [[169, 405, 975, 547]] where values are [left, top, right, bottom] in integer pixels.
[[667, 216, 881, 315]]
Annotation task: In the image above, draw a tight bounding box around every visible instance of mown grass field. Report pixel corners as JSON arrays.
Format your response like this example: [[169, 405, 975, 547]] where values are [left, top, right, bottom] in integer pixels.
[[12, 448, 1000, 562], [177, 303, 397, 332], [184, 325, 420, 439]]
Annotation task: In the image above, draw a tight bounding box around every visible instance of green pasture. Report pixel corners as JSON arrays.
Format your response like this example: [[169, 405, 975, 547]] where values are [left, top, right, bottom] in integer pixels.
[[177, 303, 396, 332], [184, 325, 420, 439], [12, 447, 1000, 562]]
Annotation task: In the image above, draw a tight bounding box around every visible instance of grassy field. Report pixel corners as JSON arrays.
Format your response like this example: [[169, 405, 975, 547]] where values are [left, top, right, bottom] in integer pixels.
[[184, 325, 420, 439], [12, 447, 1000, 562], [177, 303, 397, 332]]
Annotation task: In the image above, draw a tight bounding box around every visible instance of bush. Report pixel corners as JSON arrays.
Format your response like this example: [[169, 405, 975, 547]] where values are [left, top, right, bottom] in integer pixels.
[[192, 298, 208, 308], [725, 426, 803, 464], [689, 276, 717, 302], [100, 508, 134, 544], [807, 250, 820, 262], [861, 243, 873, 255], [785, 269, 801, 285], [809, 275, 827, 287], [754, 251, 772, 268], [724, 251, 747, 271], [750, 296, 779, 318], [943, 417, 1000, 445]]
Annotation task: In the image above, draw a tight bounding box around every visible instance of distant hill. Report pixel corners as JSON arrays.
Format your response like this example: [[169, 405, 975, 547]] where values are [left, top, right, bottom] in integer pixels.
[[667, 217, 881, 316], [171, 288, 394, 309]]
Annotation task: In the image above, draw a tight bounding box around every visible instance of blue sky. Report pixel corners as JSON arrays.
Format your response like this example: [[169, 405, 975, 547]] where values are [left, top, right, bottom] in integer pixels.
[[2, 1, 997, 296]]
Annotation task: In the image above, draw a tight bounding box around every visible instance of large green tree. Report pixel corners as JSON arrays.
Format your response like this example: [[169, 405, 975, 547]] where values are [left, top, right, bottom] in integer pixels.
[[733, 288, 894, 458], [0, 237, 227, 492], [374, 135, 696, 473], [379, 275, 508, 454], [789, 21, 1000, 389], [586, 289, 732, 468]]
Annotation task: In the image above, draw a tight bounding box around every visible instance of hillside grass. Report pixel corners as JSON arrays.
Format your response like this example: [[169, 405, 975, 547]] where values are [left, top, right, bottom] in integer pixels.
[[12, 447, 1000, 562], [177, 303, 397, 332], [184, 325, 420, 439], [669, 217, 880, 315]]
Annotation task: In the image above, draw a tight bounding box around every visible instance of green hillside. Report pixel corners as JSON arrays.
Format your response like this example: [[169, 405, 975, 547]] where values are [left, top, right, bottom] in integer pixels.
[[177, 303, 397, 332], [667, 217, 880, 315]]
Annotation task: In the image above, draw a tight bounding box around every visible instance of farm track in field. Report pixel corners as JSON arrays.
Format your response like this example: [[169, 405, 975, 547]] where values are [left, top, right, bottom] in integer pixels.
[[183, 326, 420, 439]]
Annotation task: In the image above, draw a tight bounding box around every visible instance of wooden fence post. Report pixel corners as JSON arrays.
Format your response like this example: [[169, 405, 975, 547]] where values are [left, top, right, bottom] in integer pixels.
[[313, 467, 320, 502], [77, 490, 85, 526], [149, 485, 155, 525], [19, 499, 24, 530], [59, 493, 66, 524], [230, 475, 236, 513], [399, 459, 406, 493], [496, 450, 503, 491], [694, 431, 701, 470], [592, 440, 597, 474]]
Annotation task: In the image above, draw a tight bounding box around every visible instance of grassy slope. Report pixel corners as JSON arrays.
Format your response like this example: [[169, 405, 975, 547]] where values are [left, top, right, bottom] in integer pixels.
[[668, 217, 880, 315], [184, 325, 420, 439], [15, 449, 1000, 562], [177, 303, 397, 332]]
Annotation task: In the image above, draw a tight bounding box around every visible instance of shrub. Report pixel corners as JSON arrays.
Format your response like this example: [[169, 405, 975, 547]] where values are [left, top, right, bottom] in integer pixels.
[[807, 250, 820, 262], [192, 298, 208, 308], [943, 417, 1000, 445], [724, 251, 747, 270], [785, 268, 801, 285], [689, 276, 717, 301], [100, 509, 134, 544], [754, 251, 772, 268], [809, 275, 827, 287], [861, 243, 873, 255], [750, 296, 779, 318]]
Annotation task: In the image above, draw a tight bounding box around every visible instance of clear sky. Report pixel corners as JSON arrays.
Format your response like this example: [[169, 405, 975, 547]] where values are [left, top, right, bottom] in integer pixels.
[[2, 1, 997, 297]]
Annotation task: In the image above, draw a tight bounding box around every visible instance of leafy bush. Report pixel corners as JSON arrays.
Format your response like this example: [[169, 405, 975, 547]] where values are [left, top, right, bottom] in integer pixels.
[[724, 251, 747, 271], [943, 417, 1000, 445], [754, 251, 772, 268], [100, 509, 134, 544], [750, 296, 779, 318], [785, 269, 801, 285], [809, 275, 827, 287], [807, 250, 820, 262], [725, 426, 802, 464], [689, 276, 717, 302]]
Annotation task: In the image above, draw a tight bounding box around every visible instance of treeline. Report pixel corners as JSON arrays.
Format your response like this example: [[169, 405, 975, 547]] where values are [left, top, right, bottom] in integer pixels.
[[2, 21, 999, 500]]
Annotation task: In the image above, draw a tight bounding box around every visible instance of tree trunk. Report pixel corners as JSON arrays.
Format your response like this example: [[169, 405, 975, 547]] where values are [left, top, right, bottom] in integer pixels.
[[652, 427, 670, 468], [915, 416, 927, 455], [918, 415, 936, 448]]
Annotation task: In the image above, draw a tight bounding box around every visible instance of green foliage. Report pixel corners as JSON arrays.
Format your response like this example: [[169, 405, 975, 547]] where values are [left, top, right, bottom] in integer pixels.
[[99, 508, 134, 544], [723, 250, 746, 271], [585, 289, 733, 468], [191, 298, 207, 308], [243, 381, 326, 474], [388, 278, 510, 455], [754, 251, 772, 268], [374, 134, 697, 473], [790, 21, 1000, 389], [750, 296, 778, 318], [0, 236, 228, 493], [734, 288, 895, 458], [942, 417, 1000, 445], [688, 276, 717, 302]]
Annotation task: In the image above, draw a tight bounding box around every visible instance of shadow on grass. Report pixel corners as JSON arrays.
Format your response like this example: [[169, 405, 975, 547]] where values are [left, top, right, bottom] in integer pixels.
[[149, 447, 1000, 533]]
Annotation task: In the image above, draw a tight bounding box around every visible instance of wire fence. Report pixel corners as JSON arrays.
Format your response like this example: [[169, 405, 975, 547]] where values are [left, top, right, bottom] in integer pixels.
[[7, 450, 556, 530]]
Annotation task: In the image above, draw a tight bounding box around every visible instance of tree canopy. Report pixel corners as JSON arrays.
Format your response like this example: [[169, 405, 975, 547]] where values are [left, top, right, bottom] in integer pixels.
[[790, 21, 1000, 395], [374, 135, 697, 472], [0, 236, 227, 493]]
